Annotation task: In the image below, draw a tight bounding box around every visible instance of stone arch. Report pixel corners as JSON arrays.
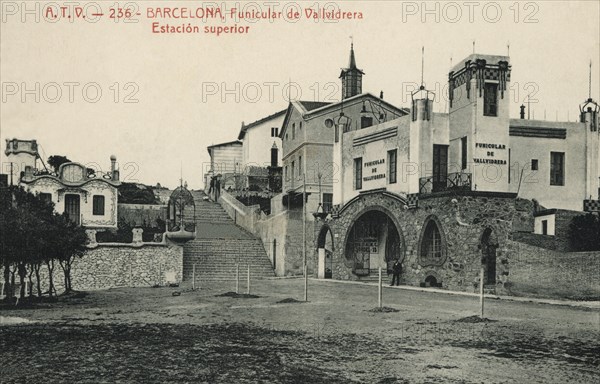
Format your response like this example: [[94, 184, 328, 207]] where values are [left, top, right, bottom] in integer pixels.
[[417, 215, 448, 267], [421, 270, 443, 288], [342, 204, 406, 277], [316, 225, 334, 279], [317, 224, 334, 251]]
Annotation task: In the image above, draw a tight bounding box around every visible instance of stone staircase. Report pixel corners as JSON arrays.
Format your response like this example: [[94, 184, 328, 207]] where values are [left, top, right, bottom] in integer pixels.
[[182, 191, 274, 285]]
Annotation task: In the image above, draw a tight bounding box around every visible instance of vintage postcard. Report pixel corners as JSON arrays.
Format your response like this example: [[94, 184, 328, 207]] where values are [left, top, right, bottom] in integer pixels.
[[1, 1, 599, 383]]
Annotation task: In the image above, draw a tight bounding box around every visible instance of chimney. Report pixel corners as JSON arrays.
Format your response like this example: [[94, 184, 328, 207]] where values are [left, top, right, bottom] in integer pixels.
[[270, 143, 278, 167], [520, 105, 526, 119], [24, 166, 33, 181], [380, 90, 384, 99], [110, 155, 119, 181]]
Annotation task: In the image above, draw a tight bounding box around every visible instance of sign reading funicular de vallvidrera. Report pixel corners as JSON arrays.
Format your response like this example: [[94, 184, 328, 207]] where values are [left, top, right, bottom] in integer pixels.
[[363, 159, 386, 182], [473, 143, 507, 165]]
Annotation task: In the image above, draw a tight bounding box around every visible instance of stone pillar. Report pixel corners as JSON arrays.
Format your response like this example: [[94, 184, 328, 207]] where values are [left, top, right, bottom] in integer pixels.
[[85, 229, 97, 246], [132, 228, 144, 244]]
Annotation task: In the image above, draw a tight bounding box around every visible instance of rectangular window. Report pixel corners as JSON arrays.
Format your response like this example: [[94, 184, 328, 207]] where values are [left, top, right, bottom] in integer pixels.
[[354, 157, 363, 190], [284, 166, 288, 181], [93, 195, 105, 216], [334, 125, 339, 143], [483, 83, 498, 117], [291, 161, 295, 182], [361, 116, 373, 129], [432, 145, 449, 192], [388, 149, 397, 184], [508, 148, 511, 184], [271, 127, 279, 137], [299, 122, 302, 130], [531, 159, 538, 171], [39, 193, 52, 204], [322, 193, 333, 213], [298, 155, 302, 177], [550, 152, 564, 186], [461, 137, 468, 170], [292, 123, 295, 140]]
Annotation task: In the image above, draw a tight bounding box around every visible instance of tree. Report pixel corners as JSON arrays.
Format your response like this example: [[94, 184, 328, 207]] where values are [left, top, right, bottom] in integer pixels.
[[568, 213, 600, 251], [54, 214, 87, 293], [0, 186, 87, 302], [47, 155, 71, 173], [0, 186, 52, 300]]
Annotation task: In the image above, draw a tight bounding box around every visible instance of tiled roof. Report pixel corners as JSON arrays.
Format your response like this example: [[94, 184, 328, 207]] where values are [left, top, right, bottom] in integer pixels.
[[298, 101, 332, 111], [207, 140, 242, 150], [238, 109, 286, 140]]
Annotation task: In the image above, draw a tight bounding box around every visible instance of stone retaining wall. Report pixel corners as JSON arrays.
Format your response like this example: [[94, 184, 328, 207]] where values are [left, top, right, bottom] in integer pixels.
[[36, 242, 183, 293], [506, 240, 600, 299]]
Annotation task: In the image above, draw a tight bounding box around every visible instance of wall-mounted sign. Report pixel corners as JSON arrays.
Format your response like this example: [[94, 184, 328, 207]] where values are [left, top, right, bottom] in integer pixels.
[[363, 158, 386, 182], [473, 142, 507, 164]]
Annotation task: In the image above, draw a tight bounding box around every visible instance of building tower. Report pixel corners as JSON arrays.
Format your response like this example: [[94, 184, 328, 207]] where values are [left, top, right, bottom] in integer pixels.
[[339, 43, 364, 99], [448, 54, 512, 193], [580, 61, 600, 201], [4, 138, 39, 185], [408, 48, 440, 195]]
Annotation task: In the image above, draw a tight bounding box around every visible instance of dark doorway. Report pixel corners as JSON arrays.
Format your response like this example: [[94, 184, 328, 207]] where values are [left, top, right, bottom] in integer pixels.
[[64, 194, 81, 225], [345, 210, 403, 277], [272, 239, 277, 270], [317, 226, 334, 279], [481, 228, 498, 285]]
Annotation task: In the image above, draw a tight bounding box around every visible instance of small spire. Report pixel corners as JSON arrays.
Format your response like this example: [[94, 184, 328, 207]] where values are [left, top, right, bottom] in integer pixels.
[[348, 39, 357, 69], [420, 46, 425, 90], [589, 60, 593, 100]]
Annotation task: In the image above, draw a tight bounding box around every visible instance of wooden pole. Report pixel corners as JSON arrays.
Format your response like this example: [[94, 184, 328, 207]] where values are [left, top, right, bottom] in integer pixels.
[[378, 267, 383, 309], [247, 265, 251, 294], [192, 264, 196, 290], [303, 173, 308, 302], [236, 263, 240, 294], [480, 266, 485, 318]]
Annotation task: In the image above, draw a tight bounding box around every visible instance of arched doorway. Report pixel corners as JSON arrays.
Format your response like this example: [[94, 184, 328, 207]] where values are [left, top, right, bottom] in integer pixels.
[[317, 226, 334, 279], [481, 228, 498, 285], [344, 209, 404, 277]]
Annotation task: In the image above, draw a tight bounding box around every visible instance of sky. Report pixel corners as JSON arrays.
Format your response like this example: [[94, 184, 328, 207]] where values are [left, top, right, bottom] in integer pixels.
[[1, 0, 599, 189]]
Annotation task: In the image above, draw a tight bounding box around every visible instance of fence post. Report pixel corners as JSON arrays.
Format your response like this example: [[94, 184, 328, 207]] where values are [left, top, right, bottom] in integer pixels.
[[378, 267, 383, 309], [247, 264, 251, 294], [192, 264, 196, 290], [236, 264, 239, 294], [480, 266, 485, 318]]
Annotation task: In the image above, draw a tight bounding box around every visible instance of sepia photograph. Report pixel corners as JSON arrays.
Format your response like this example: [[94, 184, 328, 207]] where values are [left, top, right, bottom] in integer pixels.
[[1, 1, 599, 383]]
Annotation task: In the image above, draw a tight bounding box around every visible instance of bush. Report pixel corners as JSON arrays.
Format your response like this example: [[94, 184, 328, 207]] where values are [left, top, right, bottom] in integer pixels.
[[568, 213, 600, 251]]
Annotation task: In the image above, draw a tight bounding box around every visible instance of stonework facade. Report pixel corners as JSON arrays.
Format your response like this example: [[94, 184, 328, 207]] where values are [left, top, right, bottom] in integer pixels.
[[315, 191, 515, 293]]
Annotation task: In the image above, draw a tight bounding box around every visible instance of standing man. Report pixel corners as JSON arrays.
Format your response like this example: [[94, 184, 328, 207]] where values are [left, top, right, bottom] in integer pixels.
[[215, 177, 221, 200], [208, 176, 215, 199], [390, 259, 402, 286]]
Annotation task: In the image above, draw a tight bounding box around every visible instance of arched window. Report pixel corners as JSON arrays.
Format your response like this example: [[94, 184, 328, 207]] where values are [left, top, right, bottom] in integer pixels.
[[422, 221, 442, 259], [418, 217, 446, 266]]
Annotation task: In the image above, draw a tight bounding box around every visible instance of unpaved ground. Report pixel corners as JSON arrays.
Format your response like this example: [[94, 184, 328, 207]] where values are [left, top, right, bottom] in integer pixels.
[[1, 279, 599, 383]]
